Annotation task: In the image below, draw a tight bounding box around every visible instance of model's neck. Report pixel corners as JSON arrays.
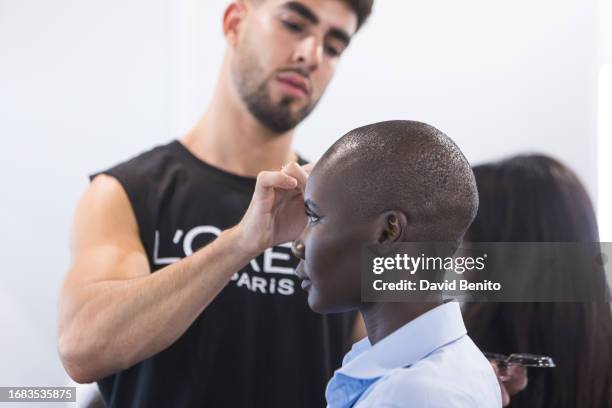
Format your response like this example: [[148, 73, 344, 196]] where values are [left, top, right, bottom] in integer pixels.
[[181, 65, 298, 178], [361, 301, 443, 345]]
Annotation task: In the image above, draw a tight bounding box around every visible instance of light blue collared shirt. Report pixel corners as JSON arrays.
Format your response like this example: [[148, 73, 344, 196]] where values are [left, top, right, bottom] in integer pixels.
[[325, 302, 501, 407]]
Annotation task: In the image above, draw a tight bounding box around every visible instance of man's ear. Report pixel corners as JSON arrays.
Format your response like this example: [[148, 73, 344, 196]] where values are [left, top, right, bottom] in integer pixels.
[[375, 211, 408, 244], [223, 1, 247, 47]]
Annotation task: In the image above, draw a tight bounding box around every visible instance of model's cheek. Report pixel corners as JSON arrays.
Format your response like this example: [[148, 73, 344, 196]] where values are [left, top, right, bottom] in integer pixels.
[[305, 233, 338, 282], [313, 247, 355, 301]]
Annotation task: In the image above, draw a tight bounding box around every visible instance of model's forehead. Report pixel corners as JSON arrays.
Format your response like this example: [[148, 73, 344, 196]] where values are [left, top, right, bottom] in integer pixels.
[[305, 161, 350, 212], [304, 166, 325, 202]]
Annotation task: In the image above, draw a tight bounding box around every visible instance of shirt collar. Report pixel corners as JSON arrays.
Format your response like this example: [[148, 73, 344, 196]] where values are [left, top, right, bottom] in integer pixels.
[[337, 302, 467, 379]]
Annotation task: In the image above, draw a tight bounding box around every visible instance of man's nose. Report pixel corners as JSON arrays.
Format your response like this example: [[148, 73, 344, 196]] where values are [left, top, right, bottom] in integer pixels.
[[292, 239, 305, 260], [293, 36, 323, 70]]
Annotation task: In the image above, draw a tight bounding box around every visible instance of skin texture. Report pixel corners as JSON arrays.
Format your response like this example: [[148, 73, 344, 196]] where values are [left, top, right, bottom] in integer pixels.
[[58, 0, 363, 384]]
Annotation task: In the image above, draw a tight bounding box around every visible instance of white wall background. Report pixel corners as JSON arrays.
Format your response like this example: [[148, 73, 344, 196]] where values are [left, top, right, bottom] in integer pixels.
[[0, 0, 605, 396], [173, 0, 599, 200], [0, 0, 173, 393]]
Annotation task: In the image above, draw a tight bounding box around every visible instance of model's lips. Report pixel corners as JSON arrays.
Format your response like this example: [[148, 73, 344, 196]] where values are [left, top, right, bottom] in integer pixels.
[[276, 72, 310, 97], [295, 261, 312, 291], [294, 261, 308, 280]]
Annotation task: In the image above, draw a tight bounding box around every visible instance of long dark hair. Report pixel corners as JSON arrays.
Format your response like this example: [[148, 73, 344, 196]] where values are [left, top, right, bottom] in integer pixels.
[[463, 154, 612, 408]]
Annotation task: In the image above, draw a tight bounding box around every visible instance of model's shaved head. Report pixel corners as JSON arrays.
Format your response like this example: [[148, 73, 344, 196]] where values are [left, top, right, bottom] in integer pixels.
[[293, 120, 478, 312], [313, 120, 478, 243]]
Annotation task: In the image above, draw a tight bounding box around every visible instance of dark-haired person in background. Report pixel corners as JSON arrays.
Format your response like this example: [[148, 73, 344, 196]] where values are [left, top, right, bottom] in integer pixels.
[[463, 154, 612, 408], [58, 1, 373, 407]]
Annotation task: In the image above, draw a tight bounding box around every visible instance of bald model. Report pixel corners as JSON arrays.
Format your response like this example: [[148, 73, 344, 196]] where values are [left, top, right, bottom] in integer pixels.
[[314, 120, 478, 242], [291, 120, 478, 315], [288, 120, 501, 407]]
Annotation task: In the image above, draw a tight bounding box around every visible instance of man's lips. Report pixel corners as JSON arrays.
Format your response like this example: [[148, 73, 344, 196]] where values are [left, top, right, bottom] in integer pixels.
[[276, 73, 310, 96]]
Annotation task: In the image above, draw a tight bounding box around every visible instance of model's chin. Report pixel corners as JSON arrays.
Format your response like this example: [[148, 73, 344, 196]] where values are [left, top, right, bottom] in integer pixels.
[[307, 296, 328, 314], [307, 290, 355, 315]]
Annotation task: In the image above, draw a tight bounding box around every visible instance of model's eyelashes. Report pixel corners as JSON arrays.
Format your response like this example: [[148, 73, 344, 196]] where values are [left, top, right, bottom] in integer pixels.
[[305, 208, 321, 224]]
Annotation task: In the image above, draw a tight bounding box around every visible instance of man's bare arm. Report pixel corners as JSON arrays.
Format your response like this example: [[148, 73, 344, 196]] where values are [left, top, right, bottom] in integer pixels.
[[58, 175, 257, 383]]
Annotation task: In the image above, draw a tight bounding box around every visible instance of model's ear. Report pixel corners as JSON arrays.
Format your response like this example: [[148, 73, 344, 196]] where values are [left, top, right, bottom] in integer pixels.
[[375, 211, 408, 244], [223, 1, 247, 47]]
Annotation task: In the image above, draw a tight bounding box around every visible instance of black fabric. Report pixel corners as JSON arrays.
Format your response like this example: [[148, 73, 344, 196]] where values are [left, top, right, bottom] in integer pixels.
[[90, 140, 355, 408]]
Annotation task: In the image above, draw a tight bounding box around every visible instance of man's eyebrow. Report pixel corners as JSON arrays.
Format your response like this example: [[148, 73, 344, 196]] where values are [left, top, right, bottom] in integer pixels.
[[304, 199, 321, 213], [281, 1, 352, 47], [282, 1, 319, 25]]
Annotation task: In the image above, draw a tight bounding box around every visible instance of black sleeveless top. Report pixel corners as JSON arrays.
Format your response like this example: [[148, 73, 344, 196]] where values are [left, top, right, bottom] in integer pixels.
[[92, 140, 355, 408]]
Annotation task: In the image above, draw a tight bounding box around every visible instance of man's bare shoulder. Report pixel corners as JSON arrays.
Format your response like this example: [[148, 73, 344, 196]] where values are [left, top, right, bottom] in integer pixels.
[[71, 174, 141, 254]]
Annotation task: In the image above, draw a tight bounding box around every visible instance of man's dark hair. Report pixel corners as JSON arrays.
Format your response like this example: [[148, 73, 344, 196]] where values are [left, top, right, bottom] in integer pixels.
[[315, 120, 478, 245], [342, 0, 374, 30], [252, 0, 374, 31]]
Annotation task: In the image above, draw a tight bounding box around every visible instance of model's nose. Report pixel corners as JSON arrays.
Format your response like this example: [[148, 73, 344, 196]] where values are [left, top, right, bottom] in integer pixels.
[[292, 240, 305, 260]]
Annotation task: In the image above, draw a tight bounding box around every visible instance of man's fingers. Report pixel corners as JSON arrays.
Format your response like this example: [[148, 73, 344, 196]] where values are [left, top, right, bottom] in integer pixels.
[[301, 163, 315, 175], [281, 162, 308, 192], [255, 171, 298, 194]]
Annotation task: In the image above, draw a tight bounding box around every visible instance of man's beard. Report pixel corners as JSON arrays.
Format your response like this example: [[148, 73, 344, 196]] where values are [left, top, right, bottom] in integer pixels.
[[231, 49, 319, 133], [241, 78, 315, 133]]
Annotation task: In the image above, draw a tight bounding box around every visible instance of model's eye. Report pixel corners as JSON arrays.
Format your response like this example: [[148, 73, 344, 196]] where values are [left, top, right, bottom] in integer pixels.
[[282, 20, 304, 33], [306, 210, 321, 224], [308, 214, 320, 223]]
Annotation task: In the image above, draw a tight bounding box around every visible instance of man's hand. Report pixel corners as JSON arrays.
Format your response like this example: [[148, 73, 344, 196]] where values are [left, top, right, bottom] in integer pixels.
[[238, 162, 311, 256], [492, 363, 528, 406]]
